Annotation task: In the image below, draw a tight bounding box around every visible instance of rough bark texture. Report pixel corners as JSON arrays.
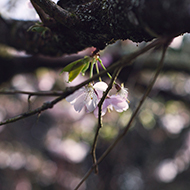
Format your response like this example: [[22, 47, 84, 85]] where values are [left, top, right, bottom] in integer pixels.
[[0, 0, 190, 56]]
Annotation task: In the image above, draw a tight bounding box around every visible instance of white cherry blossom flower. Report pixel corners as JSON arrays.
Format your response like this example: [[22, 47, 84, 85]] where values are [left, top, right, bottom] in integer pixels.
[[94, 83, 129, 117], [94, 95, 129, 117], [115, 83, 128, 100], [66, 82, 108, 112]]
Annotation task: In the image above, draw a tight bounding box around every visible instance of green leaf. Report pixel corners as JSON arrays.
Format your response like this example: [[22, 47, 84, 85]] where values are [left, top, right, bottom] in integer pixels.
[[60, 56, 91, 82], [68, 64, 85, 82], [60, 56, 91, 73], [27, 23, 50, 37], [60, 59, 82, 73], [32, 26, 45, 33]]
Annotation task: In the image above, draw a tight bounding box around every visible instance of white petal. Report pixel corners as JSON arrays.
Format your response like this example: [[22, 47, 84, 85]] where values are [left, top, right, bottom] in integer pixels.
[[74, 101, 85, 112], [93, 82, 108, 91], [66, 88, 85, 103], [119, 87, 128, 99], [66, 93, 77, 104], [86, 93, 99, 112], [73, 93, 86, 112]]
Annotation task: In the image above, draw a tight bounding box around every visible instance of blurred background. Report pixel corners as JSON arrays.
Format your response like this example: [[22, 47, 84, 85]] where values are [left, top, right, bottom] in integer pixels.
[[1, 0, 190, 190]]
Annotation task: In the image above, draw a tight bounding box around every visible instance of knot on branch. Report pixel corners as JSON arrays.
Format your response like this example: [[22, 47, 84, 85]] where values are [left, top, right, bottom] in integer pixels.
[[42, 101, 54, 109]]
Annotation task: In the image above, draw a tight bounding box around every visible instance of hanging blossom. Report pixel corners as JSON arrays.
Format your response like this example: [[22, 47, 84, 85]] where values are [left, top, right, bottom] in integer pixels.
[[94, 83, 129, 117], [115, 83, 128, 100], [66, 82, 108, 112], [66, 81, 129, 117]]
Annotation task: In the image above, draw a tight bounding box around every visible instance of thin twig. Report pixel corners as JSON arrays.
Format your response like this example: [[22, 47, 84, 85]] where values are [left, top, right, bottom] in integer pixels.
[[74, 41, 170, 190], [0, 90, 64, 96], [87, 39, 167, 171], [0, 88, 73, 126], [91, 67, 122, 174], [97, 43, 168, 164], [28, 95, 32, 111]]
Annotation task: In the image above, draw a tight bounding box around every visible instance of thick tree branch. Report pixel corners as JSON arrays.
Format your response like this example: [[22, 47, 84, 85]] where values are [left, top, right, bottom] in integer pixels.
[[1, 0, 189, 55], [3, 0, 190, 56], [31, 0, 79, 27], [30, 0, 55, 25]]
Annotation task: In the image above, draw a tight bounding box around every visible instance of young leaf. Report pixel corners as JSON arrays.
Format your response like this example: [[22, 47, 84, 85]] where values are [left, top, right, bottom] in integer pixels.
[[28, 23, 50, 34], [60, 56, 91, 74], [68, 63, 85, 82], [60, 56, 92, 82]]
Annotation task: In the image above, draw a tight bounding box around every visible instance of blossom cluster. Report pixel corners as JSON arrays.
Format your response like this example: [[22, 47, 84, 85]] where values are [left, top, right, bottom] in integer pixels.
[[66, 82, 129, 117]]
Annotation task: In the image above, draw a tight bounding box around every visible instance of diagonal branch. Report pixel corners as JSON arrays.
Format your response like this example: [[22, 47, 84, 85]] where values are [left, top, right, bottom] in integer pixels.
[[91, 66, 122, 174], [0, 89, 70, 126], [0, 90, 64, 97]]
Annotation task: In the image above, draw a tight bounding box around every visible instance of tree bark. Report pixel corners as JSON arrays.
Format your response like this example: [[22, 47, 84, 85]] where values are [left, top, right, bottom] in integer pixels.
[[0, 0, 190, 56]]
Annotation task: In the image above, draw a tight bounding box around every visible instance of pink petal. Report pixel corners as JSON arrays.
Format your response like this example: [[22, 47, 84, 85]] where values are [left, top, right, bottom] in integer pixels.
[[113, 101, 129, 112], [93, 98, 112, 118], [93, 107, 99, 118], [94, 105, 107, 118], [110, 95, 129, 112]]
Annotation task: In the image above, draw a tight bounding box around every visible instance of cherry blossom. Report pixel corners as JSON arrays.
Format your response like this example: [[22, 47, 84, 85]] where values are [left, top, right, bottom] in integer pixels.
[[115, 83, 128, 100], [94, 83, 129, 117], [94, 94, 129, 117], [66, 82, 108, 112]]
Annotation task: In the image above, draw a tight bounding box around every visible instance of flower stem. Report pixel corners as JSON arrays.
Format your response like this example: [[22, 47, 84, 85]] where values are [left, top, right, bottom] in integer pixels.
[[95, 61, 102, 81], [97, 57, 112, 79], [89, 60, 94, 78]]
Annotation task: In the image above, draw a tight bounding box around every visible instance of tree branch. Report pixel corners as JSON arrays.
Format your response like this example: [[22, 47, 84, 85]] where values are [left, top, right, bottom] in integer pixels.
[[0, 90, 64, 97], [1, 0, 189, 55], [31, 0, 79, 27], [91, 66, 122, 174]]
